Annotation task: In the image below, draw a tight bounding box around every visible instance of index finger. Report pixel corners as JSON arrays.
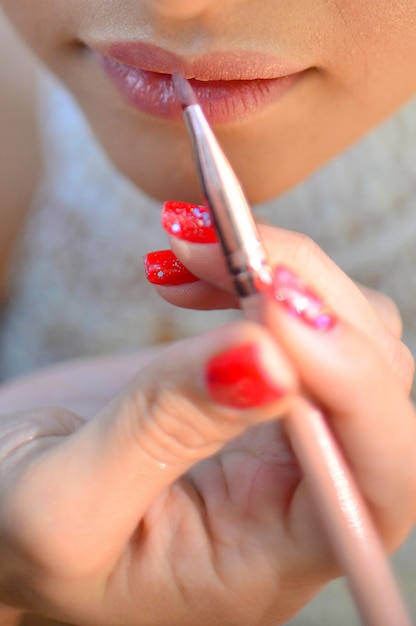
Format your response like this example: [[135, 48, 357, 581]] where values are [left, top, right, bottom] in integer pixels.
[[156, 208, 413, 389]]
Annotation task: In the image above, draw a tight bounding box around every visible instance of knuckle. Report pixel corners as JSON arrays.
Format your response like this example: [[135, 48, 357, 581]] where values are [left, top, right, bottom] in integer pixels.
[[285, 233, 332, 287], [125, 380, 225, 466], [363, 286, 404, 338], [372, 327, 415, 394], [383, 301, 403, 339], [121, 323, 278, 468], [290, 232, 323, 270], [263, 226, 325, 277], [354, 332, 414, 396]]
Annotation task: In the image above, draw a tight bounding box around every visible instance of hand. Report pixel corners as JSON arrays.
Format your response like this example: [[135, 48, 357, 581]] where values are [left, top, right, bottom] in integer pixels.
[[0, 320, 304, 626], [2, 314, 412, 626], [158, 209, 413, 391], [155, 203, 416, 578], [0, 219, 414, 626]]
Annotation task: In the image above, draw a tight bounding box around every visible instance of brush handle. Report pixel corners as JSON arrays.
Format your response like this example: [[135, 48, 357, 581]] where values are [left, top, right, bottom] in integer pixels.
[[288, 397, 411, 626], [242, 295, 411, 626]]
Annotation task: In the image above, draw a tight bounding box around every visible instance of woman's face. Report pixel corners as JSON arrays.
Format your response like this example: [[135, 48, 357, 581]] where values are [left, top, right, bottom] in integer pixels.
[[2, 0, 416, 203]]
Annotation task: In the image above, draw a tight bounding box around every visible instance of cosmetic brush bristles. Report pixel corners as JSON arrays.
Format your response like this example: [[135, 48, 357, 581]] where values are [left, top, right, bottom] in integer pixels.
[[172, 73, 199, 109]]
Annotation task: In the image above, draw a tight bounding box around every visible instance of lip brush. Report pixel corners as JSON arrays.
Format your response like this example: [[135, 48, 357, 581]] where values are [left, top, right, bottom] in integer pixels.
[[172, 72, 412, 626]]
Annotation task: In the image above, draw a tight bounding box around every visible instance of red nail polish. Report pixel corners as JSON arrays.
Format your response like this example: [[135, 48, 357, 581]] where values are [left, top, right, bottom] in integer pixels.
[[144, 250, 199, 286], [162, 200, 218, 243], [270, 266, 337, 331], [206, 343, 287, 410]]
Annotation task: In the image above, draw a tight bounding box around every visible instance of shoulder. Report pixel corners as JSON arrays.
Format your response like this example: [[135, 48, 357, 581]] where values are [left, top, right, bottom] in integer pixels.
[[0, 9, 41, 299]]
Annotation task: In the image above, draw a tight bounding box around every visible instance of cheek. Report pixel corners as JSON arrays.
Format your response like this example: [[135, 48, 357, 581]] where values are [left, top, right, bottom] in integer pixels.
[[0, 1, 74, 63], [330, 3, 416, 77]]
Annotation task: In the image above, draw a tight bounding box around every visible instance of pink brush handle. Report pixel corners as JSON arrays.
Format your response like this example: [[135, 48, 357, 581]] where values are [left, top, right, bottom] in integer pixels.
[[242, 295, 411, 626], [287, 397, 411, 626]]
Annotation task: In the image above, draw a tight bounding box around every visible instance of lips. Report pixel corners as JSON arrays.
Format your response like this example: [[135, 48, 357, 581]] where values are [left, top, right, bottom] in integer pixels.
[[94, 42, 308, 124]]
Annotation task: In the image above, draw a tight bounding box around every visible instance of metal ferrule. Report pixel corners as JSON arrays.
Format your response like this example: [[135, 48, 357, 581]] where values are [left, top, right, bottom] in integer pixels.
[[183, 104, 273, 298]]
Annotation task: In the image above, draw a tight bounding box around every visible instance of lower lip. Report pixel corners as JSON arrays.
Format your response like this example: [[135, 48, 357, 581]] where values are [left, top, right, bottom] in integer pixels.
[[97, 54, 303, 125]]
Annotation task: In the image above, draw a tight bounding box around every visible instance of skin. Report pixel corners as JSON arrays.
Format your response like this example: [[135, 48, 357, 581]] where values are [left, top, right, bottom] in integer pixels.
[[0, 2, 416, 625]]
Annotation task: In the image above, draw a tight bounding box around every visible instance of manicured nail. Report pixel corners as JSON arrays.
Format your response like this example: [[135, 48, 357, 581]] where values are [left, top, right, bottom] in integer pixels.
[[205, 343, 288, 410], [162, 200, 218, 243], [270, 266, 337, 331], [143, 250, 199, 286]]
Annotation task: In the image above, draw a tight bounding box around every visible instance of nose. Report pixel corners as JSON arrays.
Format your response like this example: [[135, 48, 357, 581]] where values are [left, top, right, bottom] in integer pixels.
[[140, 0, 218, 20]]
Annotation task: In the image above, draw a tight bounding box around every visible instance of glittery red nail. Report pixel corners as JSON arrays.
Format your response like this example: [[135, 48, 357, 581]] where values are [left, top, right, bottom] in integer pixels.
[[143, 250, 199, 286], [270, 266, 337, 331], [206, 343, 288, 410], [162, 200, 218, 243]]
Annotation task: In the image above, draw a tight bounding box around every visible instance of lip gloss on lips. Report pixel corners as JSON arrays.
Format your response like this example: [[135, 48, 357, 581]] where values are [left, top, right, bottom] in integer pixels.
[[95, 43, 306, 124]]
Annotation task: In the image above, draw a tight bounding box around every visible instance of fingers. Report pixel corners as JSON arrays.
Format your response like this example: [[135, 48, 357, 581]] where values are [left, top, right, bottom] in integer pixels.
[[166, 222, 396, 336], [1, 322, 297, 575], [261, 267, 416, 549], [157, 199, 380, 329], [143, 241, 239, 310], [145, 201, 413, 390]]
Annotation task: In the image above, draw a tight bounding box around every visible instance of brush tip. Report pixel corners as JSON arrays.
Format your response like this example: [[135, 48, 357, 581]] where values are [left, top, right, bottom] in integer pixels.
[[172, 72, 199, 108]]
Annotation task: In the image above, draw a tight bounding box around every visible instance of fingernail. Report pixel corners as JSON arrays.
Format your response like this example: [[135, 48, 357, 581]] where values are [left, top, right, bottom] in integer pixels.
[[270, 266, 337, 331], [143, 250, 199, 286], [205, 343, 288, 410], [162, 200, 218, 243]]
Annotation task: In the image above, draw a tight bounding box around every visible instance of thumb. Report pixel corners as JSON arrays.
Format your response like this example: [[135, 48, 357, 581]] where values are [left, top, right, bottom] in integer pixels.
[[9, 322, 296, 573]]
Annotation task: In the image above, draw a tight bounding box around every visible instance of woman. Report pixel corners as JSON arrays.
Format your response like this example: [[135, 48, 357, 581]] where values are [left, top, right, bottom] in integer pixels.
[[0, 2, 416, 624]]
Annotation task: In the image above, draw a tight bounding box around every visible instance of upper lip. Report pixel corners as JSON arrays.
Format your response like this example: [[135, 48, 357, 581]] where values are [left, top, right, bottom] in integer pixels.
[[93, 41, 308, 82]]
